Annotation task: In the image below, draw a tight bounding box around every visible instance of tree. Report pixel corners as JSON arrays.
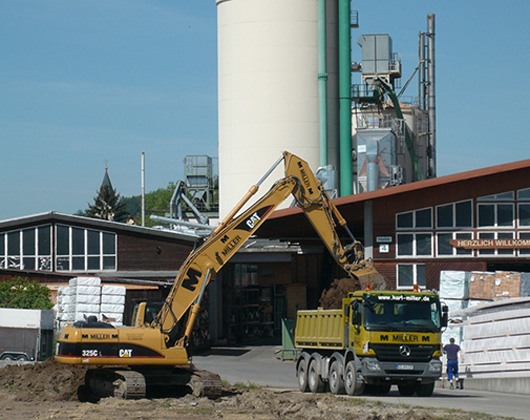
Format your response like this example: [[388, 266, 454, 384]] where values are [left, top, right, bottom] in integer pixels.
[[0, 277, 53, 309], [85, 184, 129, 222]]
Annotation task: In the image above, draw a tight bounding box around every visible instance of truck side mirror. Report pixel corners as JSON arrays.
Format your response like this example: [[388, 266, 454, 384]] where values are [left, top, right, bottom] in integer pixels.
[[351, 302, 361, 327], [441, 305, 448, 328]]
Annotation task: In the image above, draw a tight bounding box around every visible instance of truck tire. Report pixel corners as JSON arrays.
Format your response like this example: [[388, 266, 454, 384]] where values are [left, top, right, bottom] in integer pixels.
[[308, 359, 325, 393], [416, 382, 435, 397], [16, 355, 28, 361], [344, 361, 364, 396], [328, 360, 344, 395], [297, 358, 309, 392], [1, 354, 15, 361], [398, 384, 416, 396]]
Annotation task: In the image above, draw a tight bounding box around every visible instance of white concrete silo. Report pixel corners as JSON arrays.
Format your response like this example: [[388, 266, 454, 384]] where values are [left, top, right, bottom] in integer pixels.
[[216, 0, 339, 217]]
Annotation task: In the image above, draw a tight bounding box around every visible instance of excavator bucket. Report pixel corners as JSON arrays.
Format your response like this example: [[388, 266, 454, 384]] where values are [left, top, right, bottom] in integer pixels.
[[353, 265, 387, 291]]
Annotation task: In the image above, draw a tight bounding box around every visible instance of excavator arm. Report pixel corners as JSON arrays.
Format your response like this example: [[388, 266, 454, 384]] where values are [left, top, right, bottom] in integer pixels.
[[157, 151, 382, 348]]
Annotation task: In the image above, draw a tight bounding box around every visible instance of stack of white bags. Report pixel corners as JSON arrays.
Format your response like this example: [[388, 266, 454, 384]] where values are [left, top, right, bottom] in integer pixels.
[[55, 277, 126, 328]]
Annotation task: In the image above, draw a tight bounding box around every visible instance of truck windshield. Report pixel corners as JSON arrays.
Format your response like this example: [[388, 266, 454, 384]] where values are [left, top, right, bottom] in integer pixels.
[[363, 296, 441, 332]]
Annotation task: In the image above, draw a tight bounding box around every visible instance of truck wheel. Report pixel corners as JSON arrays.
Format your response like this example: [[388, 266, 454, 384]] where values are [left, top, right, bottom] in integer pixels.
[[398, 384, 416, 396], [416, 382, 435, 397], [328, 361, 344, 395], [297, 358, 309, 392], [1, 354, 15, 361], [308, 359, 324, 393], [344, 361, 364, 396], [16, 355, 28, 361]]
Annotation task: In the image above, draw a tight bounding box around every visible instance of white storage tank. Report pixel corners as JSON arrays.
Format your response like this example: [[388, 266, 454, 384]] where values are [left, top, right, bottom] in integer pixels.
[[216, 0, 339, 217]]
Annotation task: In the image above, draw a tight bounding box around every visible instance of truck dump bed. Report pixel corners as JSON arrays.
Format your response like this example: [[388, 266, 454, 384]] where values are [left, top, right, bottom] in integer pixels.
[[294, 308, 346, 350]]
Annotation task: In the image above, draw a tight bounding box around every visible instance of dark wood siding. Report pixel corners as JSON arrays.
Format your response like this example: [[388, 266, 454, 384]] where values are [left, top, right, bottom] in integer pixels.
[[117, 233, 195, 271]]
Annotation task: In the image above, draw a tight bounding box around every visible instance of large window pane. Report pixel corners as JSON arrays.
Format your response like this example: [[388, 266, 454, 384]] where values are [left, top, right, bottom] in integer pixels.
[[397, 212, 413, 228], [455, 201, 472, 227], [437, 233, 452, 255], [497, 232, 514, 255], [23, 229, 35, 255], [0, 233, 4, 255], [103, 256, 116, 270], [416, 209, 432, 228], [103, 233, 115, 254], [416, 234, 432, 256], [72, 228, 85, 254], [397, 234, 413, 256], [478, 205, 495, 227], [417, 264, 426, 287], [38, 226, 51, 255], [520, 232, 530, 255], [455, 232, 472, 255], [478, 232, 495, 255], [520, 204, 530, 226], [23, 257, 35, 270], [87, 230, 100, 254], [72, 256, 85, 270], [518, 188, 530, 200], [397, 265, 413, 288], [57, 225, 69, 255], [7, 231, 20, 255], [497, 204, 514, 227], [436, 205, 453, 228]]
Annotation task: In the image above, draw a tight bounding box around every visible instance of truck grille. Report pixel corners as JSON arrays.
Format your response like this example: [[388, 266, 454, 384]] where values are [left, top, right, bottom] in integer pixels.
[[370, 343, 437, 363]]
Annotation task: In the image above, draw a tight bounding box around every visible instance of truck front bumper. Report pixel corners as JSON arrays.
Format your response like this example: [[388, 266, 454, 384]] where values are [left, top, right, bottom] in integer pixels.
[[359, 357, 442, 384]]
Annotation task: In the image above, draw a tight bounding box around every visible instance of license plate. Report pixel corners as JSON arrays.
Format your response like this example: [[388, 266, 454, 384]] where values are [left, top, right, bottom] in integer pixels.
[[396, 364, 414, 370]]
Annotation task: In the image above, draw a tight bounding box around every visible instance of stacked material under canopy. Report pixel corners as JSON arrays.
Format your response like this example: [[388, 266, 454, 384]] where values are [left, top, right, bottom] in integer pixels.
[[55, 277, 126, 328], [461, 298, 530, 389], [439, 271, 469, 347], [100, 285, 126, 325]]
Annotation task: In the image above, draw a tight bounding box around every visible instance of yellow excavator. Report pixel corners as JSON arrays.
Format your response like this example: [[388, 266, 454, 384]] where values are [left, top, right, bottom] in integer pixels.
[[55, 151, 383, 401]]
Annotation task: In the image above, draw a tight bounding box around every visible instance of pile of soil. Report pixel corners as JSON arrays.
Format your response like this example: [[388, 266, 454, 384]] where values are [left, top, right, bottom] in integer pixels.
[[0, 358, 87, 401], [319, 278, 359, 309]]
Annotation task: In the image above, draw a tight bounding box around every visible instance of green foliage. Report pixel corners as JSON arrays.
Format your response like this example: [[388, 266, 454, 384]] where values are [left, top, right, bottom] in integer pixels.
[[85, 185, 129, 222], [0, 277, 53, 309]]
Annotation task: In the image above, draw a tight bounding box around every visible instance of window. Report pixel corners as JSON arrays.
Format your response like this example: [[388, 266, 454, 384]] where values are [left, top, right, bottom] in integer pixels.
[[396, 233, 432, 257], [0, 225, 52, 271], [519, 204, 530, 227], [519, 232, 530, 256], [436, 200, 472, 229], [477, 232, 515, 256], [436, 232, 473, 257], [397, 264, 426, 289], [478, 203, 514, 228], [396, 208, 432, 229], [518, 188, 530, 200], [56, 225, 116, 271]]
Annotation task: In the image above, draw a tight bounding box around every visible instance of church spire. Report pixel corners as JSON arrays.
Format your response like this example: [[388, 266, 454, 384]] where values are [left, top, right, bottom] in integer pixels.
[[101, 161, 113, 191]]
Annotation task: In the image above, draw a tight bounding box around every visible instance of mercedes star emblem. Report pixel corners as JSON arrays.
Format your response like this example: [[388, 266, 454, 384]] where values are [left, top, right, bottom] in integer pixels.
[[399, 345, 411, 357]]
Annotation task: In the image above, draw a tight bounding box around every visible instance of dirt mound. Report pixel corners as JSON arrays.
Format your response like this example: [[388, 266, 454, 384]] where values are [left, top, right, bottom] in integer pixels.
[[319, 278, 360, 309], [0, 358, 87, 401]]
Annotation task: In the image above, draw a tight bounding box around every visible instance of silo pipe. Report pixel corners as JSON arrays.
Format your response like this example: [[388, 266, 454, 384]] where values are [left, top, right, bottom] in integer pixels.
[[338, 0, 353, 196], [318, 0, 328, 167]]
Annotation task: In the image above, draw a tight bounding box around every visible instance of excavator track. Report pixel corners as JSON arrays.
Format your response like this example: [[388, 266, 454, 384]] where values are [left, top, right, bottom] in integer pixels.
[[188, 367, 223, 398], [78, 366, 222, 402]]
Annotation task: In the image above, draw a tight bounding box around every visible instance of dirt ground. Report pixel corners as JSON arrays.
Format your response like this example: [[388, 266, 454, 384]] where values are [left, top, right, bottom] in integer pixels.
[[0, 359, 509, 420]]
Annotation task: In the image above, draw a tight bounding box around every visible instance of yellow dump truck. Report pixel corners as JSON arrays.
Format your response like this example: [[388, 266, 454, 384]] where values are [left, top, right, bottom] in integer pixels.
[[295, 290, 448, 397]]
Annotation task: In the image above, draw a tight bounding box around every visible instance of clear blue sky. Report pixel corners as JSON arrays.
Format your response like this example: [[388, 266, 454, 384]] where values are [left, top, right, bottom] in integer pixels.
[[1, 1, 529, 220]]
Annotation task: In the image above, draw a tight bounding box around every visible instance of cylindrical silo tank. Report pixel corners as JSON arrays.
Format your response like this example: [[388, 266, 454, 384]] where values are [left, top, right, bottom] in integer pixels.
[[216, 0, 339, 217]]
